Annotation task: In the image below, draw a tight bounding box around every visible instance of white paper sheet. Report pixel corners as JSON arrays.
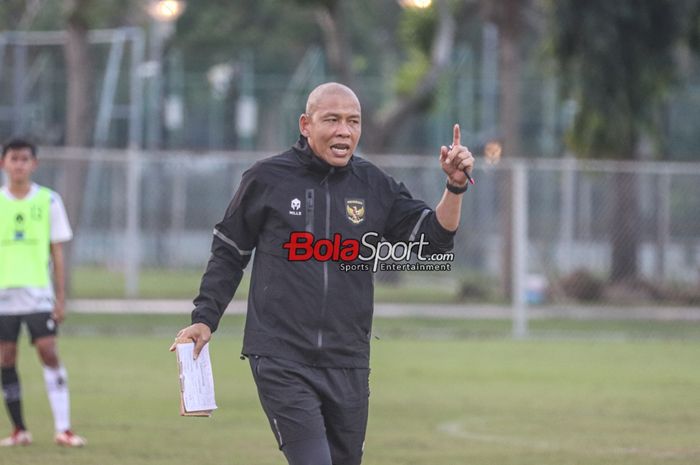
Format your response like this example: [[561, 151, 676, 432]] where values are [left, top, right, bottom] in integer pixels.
[[176, 342, 218, 412]]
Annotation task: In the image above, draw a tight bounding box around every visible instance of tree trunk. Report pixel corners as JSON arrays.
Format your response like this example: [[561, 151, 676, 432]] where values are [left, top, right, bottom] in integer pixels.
[[62, 0, 93, 293], [64, 2, 92, 148], [495, 0, 523, 299], [610, 170, 639, 282], [314, 0, 353, 86]]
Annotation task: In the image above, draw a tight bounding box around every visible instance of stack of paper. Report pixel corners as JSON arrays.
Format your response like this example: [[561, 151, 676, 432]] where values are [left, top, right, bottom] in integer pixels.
[[175, 341, 218, 417]]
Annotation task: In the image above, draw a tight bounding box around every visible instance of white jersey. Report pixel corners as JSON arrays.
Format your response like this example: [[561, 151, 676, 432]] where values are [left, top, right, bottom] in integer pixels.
[[0, 183, 73, 315]]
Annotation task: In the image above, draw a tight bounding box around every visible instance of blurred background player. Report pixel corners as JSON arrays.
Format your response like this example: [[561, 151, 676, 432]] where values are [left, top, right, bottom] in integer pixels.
[[0, 139, 86, 447]]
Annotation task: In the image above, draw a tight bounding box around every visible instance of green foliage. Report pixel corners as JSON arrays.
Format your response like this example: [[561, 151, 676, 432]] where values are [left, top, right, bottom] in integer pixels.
[[0, 0, 62, 30], [457, 272, 500, 302], [547, 0, 687, 159], [61, 0, 142, 28], [292, 0, 337, 8], [559, 269, 604, 301], [0, 0, 23, 25], [0, 0, 142, 30], [392, 5, 437, 102], [344, 0, 405, 77], [173, 0, 321, 72], [398, 5, 437, 56], [394, 48, 431, 96], [686, 0, 700, 52], [172, 0, 409, 77]]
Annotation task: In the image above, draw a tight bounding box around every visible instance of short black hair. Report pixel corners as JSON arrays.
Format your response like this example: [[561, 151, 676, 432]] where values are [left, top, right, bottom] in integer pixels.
[[2, 138, 37, 158]]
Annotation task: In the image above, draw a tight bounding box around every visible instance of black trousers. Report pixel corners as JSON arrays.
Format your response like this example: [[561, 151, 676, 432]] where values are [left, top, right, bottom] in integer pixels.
[[249, 355, 370, 465]]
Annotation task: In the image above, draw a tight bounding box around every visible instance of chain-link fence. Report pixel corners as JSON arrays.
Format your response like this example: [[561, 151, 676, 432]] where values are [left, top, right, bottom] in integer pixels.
[[27, 147, 700, 310]]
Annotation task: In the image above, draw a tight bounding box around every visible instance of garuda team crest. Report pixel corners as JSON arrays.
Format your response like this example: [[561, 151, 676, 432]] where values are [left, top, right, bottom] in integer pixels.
[[345, 199, 365, 225]]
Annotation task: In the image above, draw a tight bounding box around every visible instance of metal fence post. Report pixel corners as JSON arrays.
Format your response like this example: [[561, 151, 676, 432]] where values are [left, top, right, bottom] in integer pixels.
[[656, 169, 671, 279], [125, 148, 141, 298], [512, 161, 528, 338], [560, 156, 575, 273], [125, 28, 145, 298]]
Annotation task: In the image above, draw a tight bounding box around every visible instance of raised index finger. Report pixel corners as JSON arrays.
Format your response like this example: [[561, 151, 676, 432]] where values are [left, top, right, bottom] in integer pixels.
[[452, 123, 461, 147]]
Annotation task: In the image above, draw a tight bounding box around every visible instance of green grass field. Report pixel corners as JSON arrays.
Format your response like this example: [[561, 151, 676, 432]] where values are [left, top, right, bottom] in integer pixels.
[[4, 314, 700, 465]]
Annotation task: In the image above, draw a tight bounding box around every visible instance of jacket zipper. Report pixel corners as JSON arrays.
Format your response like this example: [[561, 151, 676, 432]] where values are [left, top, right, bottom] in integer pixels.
[[317, 168, 334, 348], [305, 189, 314, 233]]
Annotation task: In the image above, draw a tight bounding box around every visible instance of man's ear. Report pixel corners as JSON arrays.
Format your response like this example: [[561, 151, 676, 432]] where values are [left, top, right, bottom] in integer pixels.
[[299, 113, 310, 137]]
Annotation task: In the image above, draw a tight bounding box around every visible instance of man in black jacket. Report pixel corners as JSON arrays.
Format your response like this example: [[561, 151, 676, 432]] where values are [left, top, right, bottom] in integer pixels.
[[171, 82, 474, 465]]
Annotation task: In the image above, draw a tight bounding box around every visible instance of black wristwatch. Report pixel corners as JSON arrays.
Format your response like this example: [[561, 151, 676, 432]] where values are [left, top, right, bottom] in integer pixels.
[[445, 179, 468, 194]]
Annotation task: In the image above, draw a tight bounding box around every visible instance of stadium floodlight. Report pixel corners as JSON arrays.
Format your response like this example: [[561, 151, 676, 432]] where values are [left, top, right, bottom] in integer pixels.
[[147, 0, 187, 22], [398, 0, 433, 9]]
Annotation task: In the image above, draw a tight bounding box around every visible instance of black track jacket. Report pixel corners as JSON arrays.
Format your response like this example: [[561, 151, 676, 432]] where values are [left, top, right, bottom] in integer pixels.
[[191, 136, 456, 368]]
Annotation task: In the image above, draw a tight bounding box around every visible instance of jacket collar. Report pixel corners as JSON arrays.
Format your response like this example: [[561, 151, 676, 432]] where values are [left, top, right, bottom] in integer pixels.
[[292, 135, 354, 174]]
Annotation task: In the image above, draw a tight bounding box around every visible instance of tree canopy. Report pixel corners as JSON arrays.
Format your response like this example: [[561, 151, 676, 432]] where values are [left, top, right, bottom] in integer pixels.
[[548, 0, 699, 159]]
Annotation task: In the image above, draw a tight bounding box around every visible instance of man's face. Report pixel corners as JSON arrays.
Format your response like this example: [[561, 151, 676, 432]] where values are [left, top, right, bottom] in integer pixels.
[[1, 148, 37, 184], [299, 91, 361, 167]]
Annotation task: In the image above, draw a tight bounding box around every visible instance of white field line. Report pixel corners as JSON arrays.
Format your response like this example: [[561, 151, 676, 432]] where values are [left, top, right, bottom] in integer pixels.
[[437, 421, 700, 460]]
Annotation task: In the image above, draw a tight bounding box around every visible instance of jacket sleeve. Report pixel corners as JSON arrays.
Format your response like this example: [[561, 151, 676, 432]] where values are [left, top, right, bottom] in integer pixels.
[[383, 178, 455, 255], [191, 167, 268, 332]]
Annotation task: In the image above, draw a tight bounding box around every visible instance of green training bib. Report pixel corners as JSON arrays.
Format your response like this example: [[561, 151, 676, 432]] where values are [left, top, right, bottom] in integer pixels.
[[0, 187, 52, 288]]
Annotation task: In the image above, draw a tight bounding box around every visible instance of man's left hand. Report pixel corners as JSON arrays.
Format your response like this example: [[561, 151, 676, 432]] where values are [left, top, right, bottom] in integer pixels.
[[439, 124, 474, 186]]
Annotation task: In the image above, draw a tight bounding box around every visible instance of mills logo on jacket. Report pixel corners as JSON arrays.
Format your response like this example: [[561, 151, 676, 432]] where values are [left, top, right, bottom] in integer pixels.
[[191, 136, 456, 368]]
